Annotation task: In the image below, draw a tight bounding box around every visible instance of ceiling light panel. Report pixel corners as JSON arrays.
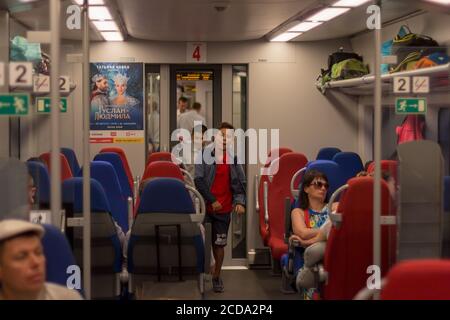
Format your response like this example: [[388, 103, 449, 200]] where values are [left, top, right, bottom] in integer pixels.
[[307, 7, 350, 22], [101, 31, 124, 41], [270, 32, 302, 42], [89, 6, 112, 20], [92, 20, 119, 31], [288, 21, 323, 32], [332, 0, 371, 7]]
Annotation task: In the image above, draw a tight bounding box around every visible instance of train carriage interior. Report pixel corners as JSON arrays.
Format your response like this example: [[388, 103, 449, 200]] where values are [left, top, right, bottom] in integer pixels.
[[1, 0, 450, 303]]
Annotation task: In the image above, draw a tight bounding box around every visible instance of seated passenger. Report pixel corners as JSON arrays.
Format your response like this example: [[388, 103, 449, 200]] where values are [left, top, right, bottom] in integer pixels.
[[0, 220, 82, 300], [289, 170, 337, 299]]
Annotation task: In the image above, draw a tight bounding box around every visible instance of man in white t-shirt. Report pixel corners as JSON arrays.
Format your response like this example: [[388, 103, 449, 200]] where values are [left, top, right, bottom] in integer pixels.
[[178, 102, 206, 134], [0, 220, 82, 300], [176, 96, 189, 128]]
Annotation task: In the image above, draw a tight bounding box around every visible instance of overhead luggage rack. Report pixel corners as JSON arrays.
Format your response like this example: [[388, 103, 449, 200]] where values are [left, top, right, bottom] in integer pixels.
[[318, 63, 450, 96]]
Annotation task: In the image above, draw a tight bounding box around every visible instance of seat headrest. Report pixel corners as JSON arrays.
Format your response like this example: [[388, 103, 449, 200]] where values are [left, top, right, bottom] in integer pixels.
[[306, 160, 344, 198], [268, 152, 308, 180], [61, 147, 80, 175], [142, 161, 184, 181], [137, 178, 194, 214], [265, 147, 293, 167], [332, 152, 363, 181], [316, 147, 342, 161], [62, 177, 111, 213]]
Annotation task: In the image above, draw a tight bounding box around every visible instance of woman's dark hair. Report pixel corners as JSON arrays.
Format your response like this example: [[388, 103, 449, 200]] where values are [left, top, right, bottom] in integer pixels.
[[298, 169, 328, 210]]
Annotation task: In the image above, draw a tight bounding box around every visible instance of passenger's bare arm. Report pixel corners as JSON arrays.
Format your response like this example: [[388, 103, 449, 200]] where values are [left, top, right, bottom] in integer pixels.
[[291, 208, 319, 240]]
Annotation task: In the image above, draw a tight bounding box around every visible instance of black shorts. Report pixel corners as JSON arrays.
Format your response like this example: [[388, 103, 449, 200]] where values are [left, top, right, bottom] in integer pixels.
[[203, 213, 231, 247]]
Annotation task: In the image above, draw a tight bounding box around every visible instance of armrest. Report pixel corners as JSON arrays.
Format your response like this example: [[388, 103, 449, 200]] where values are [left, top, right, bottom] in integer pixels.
[[263, 181, 269, 225], [180, 168, 195, 187], [255, 174, 260, 212], [327, 184, 348, 228], [284, 197, 292, 244]]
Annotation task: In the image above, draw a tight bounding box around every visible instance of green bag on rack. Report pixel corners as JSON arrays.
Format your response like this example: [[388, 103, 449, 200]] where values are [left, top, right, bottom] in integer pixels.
[[330, 58, 370, 81], [10, 36, 42, 63]]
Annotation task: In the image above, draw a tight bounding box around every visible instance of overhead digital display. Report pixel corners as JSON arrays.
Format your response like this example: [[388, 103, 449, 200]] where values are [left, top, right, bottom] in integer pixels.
[[176, 71, 213, 81]]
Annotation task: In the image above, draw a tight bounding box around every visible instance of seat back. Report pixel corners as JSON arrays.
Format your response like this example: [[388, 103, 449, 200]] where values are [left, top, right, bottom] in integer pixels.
[[397, 141, 443, 260], [41, 224, 79, 291], [27, 161, 50, 206], [265, 148, 293, 166], [79, 161, 128, 232], [267, 153, 308, 259], [61, 147, 80, 178], [129, 178, 204, 285], [316, 147, 341, 160], [332, 152, 363, 182], [323, 177, 396, 300], [146, 151, 175, 167], [381, 260, 450, 300], [444, 177, 450, 257], [258, 148, 293, 245], [100, 147, 134, 194], [142, 161, 184, 183], [305, 160, 345, 201], [94, 152, 133, 199], [62, 177, 122, 299], [39, 152, 73, 181]]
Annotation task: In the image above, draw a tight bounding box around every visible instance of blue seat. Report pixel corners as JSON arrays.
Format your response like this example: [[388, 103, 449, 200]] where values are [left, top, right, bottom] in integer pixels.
[[332, 152, 364, 183], [41, 224, 81, 293], [61, 148, 80, 178], [128, 178, 206, 293], [62, 177, 123, 298], [305, 160, 345, 201], [316, 147, 341, 161], [78, 161, 128, 232], [444, 176, 450, 212], [27, 161, 50, 205], [93, 152, 133, 199]]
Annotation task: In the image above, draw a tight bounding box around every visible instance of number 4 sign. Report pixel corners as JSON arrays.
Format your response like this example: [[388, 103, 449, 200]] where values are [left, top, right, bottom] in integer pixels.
[[187, 42, 207, 63]]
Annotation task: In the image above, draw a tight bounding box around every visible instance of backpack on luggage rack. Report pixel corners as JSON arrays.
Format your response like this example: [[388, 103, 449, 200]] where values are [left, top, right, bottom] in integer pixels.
[[390, 25, 447, 73], [317, 48, 369, 92]]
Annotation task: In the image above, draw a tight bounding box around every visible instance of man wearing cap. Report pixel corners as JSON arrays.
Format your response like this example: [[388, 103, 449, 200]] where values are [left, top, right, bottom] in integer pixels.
[[0, 220, 82, 300]]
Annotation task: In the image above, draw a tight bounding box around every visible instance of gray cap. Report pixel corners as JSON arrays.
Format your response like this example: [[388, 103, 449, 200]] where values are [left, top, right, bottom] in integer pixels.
[[0, 219, 45, 243]]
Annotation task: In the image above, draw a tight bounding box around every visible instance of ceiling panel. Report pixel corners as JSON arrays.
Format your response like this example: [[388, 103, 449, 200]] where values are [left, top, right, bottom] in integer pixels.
[[117, 0, 316, 41]]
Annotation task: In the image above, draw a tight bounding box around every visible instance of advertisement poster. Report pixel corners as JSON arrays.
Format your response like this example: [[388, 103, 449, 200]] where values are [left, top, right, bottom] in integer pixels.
[[89, 62, 144, 143]]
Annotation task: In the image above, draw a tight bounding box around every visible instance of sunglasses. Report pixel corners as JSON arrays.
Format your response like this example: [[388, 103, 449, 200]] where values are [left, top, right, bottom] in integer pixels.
[[310, 180, 329, 190]]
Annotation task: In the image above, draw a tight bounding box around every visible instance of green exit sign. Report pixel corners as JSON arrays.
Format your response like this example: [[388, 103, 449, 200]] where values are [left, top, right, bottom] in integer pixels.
[[395, 98, 427, 115], [36, 97, 67, 113], [0, 93, 29, 115]]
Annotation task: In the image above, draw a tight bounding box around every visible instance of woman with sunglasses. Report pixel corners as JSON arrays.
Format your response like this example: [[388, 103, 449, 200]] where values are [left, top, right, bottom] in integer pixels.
[[290, 170, 338, 299], [290, 170, 337, 248]]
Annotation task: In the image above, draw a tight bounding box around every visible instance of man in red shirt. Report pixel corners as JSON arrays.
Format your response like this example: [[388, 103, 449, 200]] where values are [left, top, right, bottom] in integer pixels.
[[194, 122, 246, 293]]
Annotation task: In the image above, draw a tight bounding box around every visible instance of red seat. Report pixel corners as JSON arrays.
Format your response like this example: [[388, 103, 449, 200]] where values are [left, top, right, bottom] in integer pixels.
[[146, 152, 176, 167], [381, 259, 450, 300], [135, 161, 185, 217], [323, 177, 396, 300], [142, 161, 184, 182], [266, 152, 308, 260], [258, 148, 293, 246], [39, 152, 73, 182], [100, 147, 134, 193]]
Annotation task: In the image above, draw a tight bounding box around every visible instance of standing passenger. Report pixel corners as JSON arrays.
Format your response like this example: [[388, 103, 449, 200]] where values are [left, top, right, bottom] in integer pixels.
[[194, 122, 246, 293]]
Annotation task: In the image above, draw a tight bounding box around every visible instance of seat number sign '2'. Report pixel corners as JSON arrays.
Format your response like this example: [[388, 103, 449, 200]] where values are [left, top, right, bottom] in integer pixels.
[[187, 42, 207, 63]]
